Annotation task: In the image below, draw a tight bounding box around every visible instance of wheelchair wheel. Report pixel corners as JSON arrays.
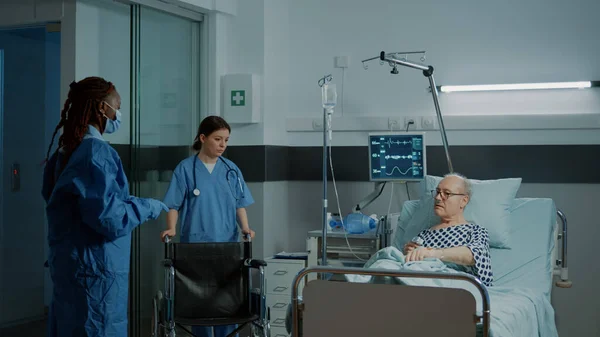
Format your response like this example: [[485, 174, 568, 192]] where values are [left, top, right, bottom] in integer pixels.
[[250, 324, 270, 337], [152, 290, 164, 337]]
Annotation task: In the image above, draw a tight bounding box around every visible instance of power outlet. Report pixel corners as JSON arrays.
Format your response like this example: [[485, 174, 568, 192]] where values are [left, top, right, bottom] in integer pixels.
[[404, 116, 417, 131], [312, 119, 323, 130], [388, 117, 402, 130], [421, 116, 437, 130]]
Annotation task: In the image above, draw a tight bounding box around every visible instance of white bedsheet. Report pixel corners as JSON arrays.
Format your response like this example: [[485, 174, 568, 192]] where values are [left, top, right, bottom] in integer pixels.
[[345, 246, 558, 337]]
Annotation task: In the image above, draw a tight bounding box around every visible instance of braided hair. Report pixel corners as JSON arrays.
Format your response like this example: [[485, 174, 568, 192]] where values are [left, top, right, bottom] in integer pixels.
[[45, 77, 116, 167]]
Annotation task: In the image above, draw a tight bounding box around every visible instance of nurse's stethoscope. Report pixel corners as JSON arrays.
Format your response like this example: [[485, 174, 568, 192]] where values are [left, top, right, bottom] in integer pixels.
[[192, 156, 244, 200]]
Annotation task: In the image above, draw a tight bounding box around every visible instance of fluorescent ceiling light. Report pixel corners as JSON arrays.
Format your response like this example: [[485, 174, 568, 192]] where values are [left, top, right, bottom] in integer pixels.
[[439, 81, 595, 93]]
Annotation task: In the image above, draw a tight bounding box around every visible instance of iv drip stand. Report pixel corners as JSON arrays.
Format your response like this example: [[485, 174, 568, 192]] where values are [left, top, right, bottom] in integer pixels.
[[318, 74, 333, 267]]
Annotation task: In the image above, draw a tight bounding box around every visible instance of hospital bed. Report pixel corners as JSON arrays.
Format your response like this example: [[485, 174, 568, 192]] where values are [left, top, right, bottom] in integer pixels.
[[286, 195, 569, 337]]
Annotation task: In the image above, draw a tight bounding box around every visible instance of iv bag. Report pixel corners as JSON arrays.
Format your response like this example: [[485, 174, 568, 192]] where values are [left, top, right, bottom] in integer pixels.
[[322, 83, 337, 109]]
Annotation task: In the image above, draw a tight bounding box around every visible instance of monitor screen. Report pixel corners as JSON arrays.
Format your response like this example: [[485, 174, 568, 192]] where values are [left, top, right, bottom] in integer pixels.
[[368, 132, 426, 182]]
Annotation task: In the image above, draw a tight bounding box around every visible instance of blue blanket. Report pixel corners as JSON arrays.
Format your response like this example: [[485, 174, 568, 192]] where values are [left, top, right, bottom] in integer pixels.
[[345, 247, 558, 337]]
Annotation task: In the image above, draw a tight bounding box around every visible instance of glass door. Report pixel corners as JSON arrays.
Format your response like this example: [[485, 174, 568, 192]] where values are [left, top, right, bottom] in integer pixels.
[[129, 6, 201, 337], [0, 48, 4, 330]]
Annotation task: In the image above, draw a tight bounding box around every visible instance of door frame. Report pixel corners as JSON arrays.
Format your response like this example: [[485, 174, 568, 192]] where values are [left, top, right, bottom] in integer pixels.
[[0, 48, 5, 327]]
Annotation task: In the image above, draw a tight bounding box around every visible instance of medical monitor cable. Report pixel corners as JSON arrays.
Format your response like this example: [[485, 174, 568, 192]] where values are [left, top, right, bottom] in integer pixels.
[[404, 121, 414, 201], [341, 68, 345, 116], [382, 120, 413, 235], [328, 140, 367, 262]]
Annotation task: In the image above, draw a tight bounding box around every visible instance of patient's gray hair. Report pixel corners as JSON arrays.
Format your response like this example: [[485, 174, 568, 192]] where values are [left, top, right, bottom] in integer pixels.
[[444, 173, 472, 198]]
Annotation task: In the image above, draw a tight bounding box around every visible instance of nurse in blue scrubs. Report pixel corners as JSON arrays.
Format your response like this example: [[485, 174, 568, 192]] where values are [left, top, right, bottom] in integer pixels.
[[161, 115, 255, 337]]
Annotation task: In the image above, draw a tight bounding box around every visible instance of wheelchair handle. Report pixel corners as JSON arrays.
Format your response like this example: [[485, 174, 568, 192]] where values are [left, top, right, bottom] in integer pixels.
[[164, 234, 247, 243]]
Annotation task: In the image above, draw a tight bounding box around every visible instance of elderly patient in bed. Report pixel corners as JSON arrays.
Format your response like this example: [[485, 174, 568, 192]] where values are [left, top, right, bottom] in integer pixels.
[[402, 174, 494, 287]]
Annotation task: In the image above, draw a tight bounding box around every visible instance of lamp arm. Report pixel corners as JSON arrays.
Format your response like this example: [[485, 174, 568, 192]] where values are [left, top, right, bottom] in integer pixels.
[[379, 52, 430, 72], [362, 50, 454, 173]]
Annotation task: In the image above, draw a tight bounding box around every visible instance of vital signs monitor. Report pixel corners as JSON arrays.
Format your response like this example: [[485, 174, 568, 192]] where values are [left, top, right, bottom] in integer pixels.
[[368, 132, 427, 182]]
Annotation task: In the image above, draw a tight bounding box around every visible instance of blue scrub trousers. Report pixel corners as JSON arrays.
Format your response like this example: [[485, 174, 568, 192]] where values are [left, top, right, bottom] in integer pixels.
[[192, 324, 238, 337]]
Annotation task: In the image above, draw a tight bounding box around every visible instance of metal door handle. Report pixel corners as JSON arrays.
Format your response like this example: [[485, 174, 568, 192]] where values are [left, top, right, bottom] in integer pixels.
[[273, 318, 285, 325], [273, 286, 288, 292], [272, 303, 286, 309], [274, 270, 287, 276]]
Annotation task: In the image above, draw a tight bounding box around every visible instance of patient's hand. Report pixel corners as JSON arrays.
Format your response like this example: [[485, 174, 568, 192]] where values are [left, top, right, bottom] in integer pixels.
[[405, 247, 437, 262], [403, 241, 421, 255]]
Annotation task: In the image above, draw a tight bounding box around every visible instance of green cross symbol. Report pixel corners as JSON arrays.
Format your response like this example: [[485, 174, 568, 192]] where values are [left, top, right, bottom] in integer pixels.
[[231, 90, 246, 106]]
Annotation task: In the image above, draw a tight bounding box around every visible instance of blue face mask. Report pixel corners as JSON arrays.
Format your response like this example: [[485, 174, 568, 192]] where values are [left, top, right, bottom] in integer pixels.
[[103, 102, 121, 134]]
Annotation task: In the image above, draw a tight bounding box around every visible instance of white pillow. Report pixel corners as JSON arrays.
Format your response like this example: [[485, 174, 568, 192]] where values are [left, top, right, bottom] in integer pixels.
[[393, 200, 423, 250], [417, 175, 522, 249]]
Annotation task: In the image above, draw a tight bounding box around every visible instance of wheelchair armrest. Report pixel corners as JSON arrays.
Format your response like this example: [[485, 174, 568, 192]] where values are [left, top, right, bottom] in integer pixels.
[[162, 259, 173, 268], [247, 259, 267, 268]]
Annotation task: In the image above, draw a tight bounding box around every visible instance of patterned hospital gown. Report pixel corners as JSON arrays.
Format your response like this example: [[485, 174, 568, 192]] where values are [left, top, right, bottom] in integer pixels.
[[415, 223, 494, 287]]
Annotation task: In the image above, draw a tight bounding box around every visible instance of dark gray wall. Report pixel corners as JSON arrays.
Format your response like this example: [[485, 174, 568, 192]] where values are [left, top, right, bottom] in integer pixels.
[[114, 144, 600, 184]]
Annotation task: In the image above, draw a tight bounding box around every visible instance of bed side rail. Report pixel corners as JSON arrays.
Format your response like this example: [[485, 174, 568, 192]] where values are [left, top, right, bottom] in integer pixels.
[[291, 266, 491, 337], [554, 210, 572, 288]]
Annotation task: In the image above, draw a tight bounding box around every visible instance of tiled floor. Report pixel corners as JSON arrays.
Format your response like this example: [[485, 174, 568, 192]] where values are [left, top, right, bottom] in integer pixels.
[[0, 317, 256, 337], [0, 318, 47, 337]]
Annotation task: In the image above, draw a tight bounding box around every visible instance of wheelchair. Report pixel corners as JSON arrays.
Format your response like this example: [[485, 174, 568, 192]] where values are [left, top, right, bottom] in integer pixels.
[[152, 235, 270, 337]]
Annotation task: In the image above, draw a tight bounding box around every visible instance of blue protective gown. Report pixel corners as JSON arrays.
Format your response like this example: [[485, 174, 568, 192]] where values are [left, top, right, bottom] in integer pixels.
[[163, 155, 254, 337], [42, 125, 167, 337]]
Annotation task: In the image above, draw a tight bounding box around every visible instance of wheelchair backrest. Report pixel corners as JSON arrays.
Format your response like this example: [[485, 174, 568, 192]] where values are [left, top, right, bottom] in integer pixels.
[[167, 242, 251, 319]]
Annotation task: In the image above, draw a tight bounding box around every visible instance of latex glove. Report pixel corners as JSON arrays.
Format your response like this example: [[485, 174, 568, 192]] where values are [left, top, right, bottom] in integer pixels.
[[149, 199, 169, 219]]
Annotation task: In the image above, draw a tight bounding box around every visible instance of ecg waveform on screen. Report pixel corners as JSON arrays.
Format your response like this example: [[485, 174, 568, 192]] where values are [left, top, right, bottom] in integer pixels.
[[371, 139, 413, 148], [371, 166, 413, 176], [384, 155, 412, 160], [370, 135, 424, 181]]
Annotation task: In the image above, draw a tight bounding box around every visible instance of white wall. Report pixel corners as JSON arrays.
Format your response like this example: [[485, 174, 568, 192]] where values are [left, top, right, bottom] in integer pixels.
[[221, 0, 265, 145], [199, 0, 291, 147], [217, 0, 600, 148], [285, 0, 600, 147], [261, 0, 289, 145], [287, 0, 600, 117]]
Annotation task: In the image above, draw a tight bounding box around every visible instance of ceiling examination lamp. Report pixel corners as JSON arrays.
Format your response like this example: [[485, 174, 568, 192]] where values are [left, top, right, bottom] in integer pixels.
[[362, 50, 454, 174], [438, 81, 599, 93]]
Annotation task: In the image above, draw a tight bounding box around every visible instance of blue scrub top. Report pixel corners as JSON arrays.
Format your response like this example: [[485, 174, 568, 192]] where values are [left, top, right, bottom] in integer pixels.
[[163, 155, 254, 243]]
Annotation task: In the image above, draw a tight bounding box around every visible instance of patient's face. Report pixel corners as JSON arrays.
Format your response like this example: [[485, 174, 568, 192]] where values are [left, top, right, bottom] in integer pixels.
[[433, 176, 469, 219]]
